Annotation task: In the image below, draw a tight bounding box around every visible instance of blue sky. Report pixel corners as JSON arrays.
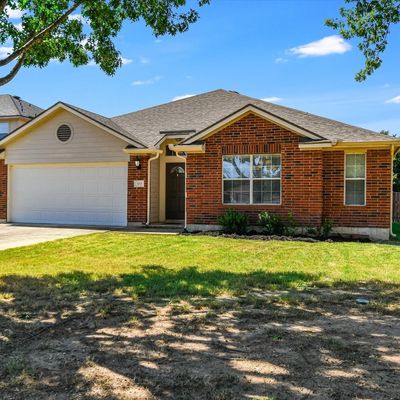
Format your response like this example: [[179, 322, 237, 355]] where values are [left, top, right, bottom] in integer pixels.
[[2, 0, 400, 134]]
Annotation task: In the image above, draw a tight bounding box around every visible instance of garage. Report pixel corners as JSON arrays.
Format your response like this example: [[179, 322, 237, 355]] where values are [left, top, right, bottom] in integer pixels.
[[9, 163, 128, 226]]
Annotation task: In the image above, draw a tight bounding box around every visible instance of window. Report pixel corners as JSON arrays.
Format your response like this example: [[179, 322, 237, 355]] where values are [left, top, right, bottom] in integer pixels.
[[0, 122, 9, 140], [223, 154, 281, 204], [345, 153, 366, 205]]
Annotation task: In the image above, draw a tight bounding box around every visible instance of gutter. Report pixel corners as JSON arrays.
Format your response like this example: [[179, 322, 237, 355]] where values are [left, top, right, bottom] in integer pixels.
[[123, 148, 161, 155], [168, 144, 205, 153]]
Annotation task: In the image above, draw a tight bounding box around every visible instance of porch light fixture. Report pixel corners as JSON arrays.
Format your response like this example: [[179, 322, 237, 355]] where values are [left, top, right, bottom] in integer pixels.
[[135, 156, 141, 169]]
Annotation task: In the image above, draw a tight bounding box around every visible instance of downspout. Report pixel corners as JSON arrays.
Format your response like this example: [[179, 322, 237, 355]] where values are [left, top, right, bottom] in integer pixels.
[[171, 147, 188, 231], [146, 151, 161, 226]]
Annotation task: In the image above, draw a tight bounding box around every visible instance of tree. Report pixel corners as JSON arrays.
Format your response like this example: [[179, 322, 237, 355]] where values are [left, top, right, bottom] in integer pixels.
[[380, 130, 400, 190], [326, 0, 400, 81], [0, 0, 209, 86]]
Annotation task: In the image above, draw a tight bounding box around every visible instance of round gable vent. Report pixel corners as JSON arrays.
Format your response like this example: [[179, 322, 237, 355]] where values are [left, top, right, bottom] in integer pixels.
[[56, 124, 72, 143]]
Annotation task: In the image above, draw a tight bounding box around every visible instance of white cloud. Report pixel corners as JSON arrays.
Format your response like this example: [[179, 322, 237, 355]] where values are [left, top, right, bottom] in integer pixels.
[[132, 76, 161, 86], [386, 96, 400, 104], [290, 35, 351, 57], [261, 97, 282, 103], [5, 6, 23, 19], [121, 57, 133, 65], [172, 94, 195, 101], [13, 22, 22, 31], [69, 14, 88, 24], [274, 57, 288, 64], [139, 56, 150, 64], [0, 46, 13, 59]]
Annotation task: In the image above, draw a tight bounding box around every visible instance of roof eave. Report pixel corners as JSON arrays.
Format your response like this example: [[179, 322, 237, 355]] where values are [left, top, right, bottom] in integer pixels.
[[0, 102, 146, 149]]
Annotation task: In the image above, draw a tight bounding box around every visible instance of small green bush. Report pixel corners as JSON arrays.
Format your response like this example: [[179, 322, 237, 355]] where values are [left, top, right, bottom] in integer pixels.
[[321, 218, 334, 239], [217, 209, 248, 234], [305, 226, 318, 236], [284, 212, 297, 236], [258, 211, 285, 235]]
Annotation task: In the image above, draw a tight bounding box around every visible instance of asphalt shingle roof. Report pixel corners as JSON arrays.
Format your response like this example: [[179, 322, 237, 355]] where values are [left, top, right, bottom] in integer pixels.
[[111, 89, 391, 147], [0, 94, 43, 118], [62, 102, 146, 148]]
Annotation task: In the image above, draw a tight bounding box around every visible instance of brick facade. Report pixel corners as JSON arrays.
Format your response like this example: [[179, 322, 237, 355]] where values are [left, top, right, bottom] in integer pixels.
[[323, 150, 391, 228], [0, 160, 6, 221], [127, 155, 149, 224], [186, 113, 324, 227], [186, 113, 391, 230]]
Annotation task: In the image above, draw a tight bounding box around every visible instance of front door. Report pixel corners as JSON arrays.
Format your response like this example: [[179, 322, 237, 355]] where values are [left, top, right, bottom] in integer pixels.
[[166, 163, 185, 220]]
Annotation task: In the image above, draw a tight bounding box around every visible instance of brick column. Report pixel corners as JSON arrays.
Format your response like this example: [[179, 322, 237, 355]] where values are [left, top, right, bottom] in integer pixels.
[[127, 155, 149, 224], [0, 159, 7, 222]]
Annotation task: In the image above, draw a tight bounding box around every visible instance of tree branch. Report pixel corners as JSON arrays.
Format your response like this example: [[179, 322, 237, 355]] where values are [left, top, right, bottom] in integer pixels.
[[0, 0, 83, 67], [0, 54, 26, 86], [0, 1, 8, 12]]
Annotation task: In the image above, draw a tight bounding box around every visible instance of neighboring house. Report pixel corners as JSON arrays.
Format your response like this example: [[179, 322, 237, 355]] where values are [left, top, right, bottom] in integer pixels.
[[0, 94, 43, 140], [0, 89, 398, 239]]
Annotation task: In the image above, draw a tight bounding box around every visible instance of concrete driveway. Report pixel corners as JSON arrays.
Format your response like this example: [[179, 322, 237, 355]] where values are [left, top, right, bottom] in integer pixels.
[[0, 224, 102, 251]]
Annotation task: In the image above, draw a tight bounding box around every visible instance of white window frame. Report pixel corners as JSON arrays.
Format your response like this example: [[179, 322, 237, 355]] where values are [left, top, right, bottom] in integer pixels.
[[344, 152, 366, 206], [222, 154, 282, 205]]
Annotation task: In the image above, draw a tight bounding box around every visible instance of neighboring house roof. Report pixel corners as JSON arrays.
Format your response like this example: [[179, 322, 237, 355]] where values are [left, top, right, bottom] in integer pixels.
[[112, 89, 391, 147], [0, 94, 43, 118]]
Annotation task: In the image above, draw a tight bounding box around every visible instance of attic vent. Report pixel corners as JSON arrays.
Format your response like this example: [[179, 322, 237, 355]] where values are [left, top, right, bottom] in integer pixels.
[[56, 124, 72, 143]]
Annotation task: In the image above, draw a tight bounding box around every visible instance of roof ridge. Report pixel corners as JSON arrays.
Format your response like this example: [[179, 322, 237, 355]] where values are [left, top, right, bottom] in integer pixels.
[[112, 89, 227, 119], [8, 94, 20, 115]]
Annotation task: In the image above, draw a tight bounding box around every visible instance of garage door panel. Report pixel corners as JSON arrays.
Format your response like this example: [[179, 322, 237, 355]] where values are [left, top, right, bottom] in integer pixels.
[[10, 164, 128, 226]]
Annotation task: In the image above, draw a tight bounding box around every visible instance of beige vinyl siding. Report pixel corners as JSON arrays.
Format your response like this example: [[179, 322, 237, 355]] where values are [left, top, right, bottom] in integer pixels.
[[150, 157, 160, 223], [5, 109, 129, 164]]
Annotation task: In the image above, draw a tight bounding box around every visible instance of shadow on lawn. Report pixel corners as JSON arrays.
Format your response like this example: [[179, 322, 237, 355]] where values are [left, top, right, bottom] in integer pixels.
[[1, 266, 399, 399]]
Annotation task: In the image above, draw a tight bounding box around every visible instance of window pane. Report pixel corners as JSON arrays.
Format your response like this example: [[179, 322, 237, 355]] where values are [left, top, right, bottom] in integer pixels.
[[223, 156, 250, 179], [345, 179, 365, 205], [0, 122, 9, 136], [253, 155, 281, 178], [253, 180, 280, 204], [346, 154, 365, 179], [223, 180, 250, 204]]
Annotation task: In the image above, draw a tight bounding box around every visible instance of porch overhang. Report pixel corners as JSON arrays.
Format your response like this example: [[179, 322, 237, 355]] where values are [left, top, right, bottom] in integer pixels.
[[124, 147, 163, 155], [168, 144, 205, 153]]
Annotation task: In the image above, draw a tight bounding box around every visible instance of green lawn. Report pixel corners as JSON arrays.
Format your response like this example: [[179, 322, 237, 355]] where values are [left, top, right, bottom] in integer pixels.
[[0, 232, 399, 299]]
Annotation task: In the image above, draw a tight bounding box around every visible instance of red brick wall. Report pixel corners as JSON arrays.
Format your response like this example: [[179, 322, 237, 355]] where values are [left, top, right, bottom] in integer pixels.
[[323, 150, 391, 228], [127, 155, 149, 224], [186, 113, 324, 227], [0, 160, 6, 221]]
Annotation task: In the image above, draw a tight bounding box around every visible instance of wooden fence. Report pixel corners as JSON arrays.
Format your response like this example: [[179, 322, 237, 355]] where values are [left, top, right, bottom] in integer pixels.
[[394, 192, 400, 222]]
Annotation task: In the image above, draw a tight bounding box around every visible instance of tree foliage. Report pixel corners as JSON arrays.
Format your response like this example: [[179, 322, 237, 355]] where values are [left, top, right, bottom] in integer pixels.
[[0, 0, 209, 85], [380, 130, 400, 190], [326, 0, 400, 81]]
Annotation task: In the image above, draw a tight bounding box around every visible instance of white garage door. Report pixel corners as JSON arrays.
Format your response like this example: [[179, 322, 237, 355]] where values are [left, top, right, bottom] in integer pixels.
[[9, 164, 128, 226]]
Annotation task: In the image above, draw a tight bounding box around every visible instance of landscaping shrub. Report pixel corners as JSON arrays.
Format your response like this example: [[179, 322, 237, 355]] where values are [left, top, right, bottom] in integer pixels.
[[217, 209, 248, 234], [321, 218, 334, 238], [258, 211, 285, 235], [284, 212, 297, 236]]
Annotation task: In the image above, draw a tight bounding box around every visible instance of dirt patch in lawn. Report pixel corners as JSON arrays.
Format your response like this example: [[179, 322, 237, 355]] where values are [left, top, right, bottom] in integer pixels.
[[0, 277, 399, 400]]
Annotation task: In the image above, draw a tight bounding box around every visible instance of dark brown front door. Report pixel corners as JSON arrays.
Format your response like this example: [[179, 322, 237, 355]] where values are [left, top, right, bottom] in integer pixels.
[[166, 163, 185, 220]]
